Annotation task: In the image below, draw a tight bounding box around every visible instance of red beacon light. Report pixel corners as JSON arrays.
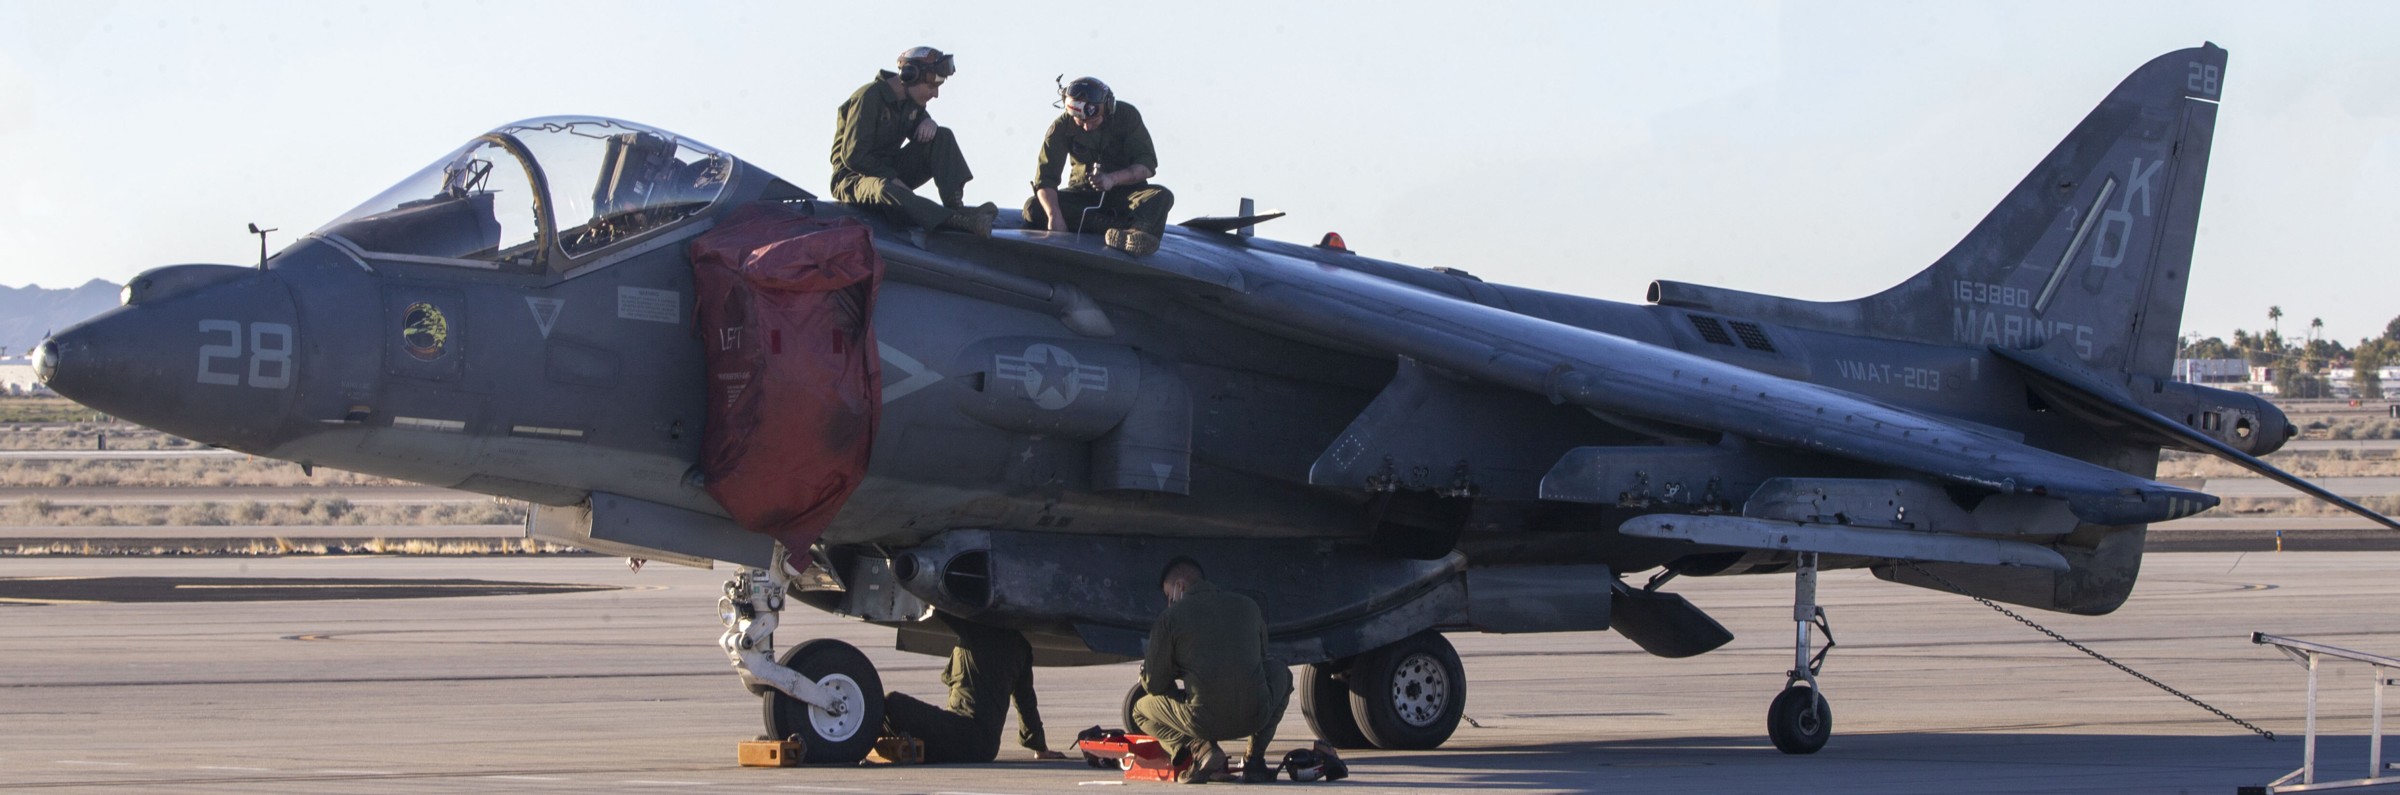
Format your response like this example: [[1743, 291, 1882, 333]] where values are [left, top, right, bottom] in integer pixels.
[[1317, 232, 1349, 252]]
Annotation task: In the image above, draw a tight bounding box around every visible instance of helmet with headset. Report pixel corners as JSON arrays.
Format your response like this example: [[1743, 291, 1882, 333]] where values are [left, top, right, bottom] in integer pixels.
[[1278, 747, 1349, 782], [897, 46, 955, 84], [1060, 76, 1115, 120]]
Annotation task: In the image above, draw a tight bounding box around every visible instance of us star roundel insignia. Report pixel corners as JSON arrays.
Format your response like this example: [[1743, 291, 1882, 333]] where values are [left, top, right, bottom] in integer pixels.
[[995, 343, 1109, 410]]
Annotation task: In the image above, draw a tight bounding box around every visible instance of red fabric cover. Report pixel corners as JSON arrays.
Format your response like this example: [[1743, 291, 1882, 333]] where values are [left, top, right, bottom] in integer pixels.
[[690, 204, 883, 572]]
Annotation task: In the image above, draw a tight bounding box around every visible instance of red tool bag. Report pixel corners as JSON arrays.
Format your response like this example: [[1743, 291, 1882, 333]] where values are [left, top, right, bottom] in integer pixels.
[[690, 203, 883, 572]]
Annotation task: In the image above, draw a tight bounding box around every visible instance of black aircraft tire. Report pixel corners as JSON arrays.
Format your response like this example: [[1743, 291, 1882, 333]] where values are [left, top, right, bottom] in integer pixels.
[[760, 639, 885, 764], [1122, 683, 1145, 734], [1767, 685, 1832, 755], [1348, 631, 1465, 750], [1302, 662, 1374, 749]]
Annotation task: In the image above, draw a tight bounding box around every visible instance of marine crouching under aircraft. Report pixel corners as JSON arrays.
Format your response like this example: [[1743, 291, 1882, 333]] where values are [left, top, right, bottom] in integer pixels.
[[35, 43, 2399, 762]]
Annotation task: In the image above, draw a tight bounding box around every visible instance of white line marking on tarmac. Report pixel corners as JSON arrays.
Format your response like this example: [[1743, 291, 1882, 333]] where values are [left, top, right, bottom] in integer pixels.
[[55, 760, 132, 766], [197, 766, 272, 771]]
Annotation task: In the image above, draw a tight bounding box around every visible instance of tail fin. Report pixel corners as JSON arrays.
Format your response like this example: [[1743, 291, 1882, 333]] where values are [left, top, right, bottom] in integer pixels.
[[1652, 44, 2226, 377]]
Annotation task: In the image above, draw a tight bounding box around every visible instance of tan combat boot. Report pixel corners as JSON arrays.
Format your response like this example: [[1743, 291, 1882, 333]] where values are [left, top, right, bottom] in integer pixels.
[[940, 202, 997, 237], [1104, 227, 1160, 256]]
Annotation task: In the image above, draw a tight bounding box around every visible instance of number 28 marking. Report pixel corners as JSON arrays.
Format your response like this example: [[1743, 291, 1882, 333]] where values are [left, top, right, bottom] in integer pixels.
[[197, 320, 293, 389], [2186, 62, 2220, 96]]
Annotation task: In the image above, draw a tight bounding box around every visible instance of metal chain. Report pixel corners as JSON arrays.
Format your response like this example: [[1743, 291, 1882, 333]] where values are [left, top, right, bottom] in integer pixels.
[[1899, 561, 2276, 742]]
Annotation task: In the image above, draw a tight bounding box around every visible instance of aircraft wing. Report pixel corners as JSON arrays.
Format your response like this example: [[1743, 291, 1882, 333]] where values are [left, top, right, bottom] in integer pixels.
[[986, 232, 2214, 527]]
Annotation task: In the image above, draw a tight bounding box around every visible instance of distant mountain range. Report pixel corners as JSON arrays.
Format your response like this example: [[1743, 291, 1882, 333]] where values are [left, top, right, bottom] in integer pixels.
[[1, 280, 122, 358]]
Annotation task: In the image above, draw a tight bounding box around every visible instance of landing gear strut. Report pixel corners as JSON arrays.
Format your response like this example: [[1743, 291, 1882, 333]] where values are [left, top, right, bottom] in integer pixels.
[[721, 555, 884, 764], [1768, 551, 1835, 754]]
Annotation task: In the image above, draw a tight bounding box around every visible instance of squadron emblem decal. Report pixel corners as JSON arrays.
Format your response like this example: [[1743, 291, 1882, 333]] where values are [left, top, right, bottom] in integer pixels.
[[402, 302, 451, 361], [995, 343, 1109, 410]]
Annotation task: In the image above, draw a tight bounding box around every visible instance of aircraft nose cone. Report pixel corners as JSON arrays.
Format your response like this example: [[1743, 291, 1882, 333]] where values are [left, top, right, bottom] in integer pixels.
[[30, 338, 58, 386], [42, 266, 301, 451], [38, 323, 110, 405]]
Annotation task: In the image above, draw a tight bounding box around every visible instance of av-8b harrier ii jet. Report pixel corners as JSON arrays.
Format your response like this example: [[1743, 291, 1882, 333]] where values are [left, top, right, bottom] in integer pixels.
[[35, 43, 2393, 760]]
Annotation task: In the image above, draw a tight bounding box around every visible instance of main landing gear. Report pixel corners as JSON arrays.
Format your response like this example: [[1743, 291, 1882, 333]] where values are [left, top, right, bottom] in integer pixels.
[[1768, 551, 1835, 754], [1303, 630, 1467, 751], [721, 558, 885, 764]]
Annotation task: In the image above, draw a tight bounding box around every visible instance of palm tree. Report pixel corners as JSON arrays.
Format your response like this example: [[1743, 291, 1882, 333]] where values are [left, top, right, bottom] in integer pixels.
[[2310, 317, 2324, 343], [2268, 306, 2283, 337]]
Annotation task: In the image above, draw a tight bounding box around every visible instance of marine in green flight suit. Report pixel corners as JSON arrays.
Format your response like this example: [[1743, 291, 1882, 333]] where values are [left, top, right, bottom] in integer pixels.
[[830, 46, 995, 236], [881, 612, 1060, 763], [1022, 76, 1174, 255], [1131, 557, 1292, 783]]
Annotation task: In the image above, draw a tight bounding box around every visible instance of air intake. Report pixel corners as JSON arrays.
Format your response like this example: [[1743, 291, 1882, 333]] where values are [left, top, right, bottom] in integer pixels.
[[941, 550, 993, 609], [1728, 321, 1776, 352], [1688, 315, 1735, 346]]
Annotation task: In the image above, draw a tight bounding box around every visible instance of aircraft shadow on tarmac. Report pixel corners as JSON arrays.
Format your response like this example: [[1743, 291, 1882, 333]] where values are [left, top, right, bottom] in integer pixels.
[[1363, 733, 2305, 791]]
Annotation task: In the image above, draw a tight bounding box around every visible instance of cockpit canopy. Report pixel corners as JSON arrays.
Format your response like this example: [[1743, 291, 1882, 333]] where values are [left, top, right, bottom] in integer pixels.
[[313, 117, 733, 272]]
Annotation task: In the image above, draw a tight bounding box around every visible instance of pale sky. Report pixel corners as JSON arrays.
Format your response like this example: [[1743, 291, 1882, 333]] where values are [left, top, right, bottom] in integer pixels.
[[1, 1, 2393, 343]]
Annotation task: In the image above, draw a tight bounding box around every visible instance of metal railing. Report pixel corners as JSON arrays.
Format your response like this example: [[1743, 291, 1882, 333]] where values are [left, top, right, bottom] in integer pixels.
[[2246, 633, 2399, 794]]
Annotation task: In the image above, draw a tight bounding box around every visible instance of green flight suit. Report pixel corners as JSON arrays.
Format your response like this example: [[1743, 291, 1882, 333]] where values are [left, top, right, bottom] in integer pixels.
[[1131, 580, 1292, 778], [830, 70, 976, 231], [882, 614, 1051, 763], [1021, 102, 1174, 235]]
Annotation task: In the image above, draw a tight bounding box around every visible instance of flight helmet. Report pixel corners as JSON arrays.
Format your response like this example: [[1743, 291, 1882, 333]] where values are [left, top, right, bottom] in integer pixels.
[[897, 47, 955, 84], [1062, 76, 1115, 120]]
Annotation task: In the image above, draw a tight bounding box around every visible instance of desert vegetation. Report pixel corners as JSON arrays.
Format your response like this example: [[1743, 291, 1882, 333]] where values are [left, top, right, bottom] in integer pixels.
[[0, 398, 103, 424], [0, 457, 395, 488], [2159, 447, 2400, 478], [2, 422, 191, 450], [2310, 415, 2400, 440], [5, 537, 578, 557], [5, 496, 527, 527], [2219, 494, 2399, 517]]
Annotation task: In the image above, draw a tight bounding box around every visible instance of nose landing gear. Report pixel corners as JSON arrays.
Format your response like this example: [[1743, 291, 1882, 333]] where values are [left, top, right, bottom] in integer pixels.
[[1768, 551, 1835, 754], [721, 557, 885, 764]]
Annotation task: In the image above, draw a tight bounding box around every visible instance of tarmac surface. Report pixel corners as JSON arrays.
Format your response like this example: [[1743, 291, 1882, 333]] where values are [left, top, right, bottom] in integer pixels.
[[5, 553, 2395, 793]]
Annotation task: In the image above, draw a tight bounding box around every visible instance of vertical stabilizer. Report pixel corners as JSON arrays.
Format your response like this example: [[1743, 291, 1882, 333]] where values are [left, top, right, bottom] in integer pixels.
[[1865, 44, 2225, 376], [1651, 45, 2226, 379]]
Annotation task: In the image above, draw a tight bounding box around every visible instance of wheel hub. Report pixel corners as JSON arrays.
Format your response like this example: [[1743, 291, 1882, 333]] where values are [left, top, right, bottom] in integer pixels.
[[809, 673, 865, 741], [1388, 653, 1448, 727]]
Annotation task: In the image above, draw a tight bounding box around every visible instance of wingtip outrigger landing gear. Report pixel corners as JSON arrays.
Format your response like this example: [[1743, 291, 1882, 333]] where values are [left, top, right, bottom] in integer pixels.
[[1769, 551, 1835, 755], [721, 552, 885, 764]]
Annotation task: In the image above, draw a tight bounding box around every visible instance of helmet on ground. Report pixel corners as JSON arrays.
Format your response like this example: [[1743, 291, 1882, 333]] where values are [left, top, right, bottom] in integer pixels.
[[897, 47, 955, 84], [1062, 76, 1115, 120], [1073, 725, 1126, 769], [1281, 748, 1326, 782]]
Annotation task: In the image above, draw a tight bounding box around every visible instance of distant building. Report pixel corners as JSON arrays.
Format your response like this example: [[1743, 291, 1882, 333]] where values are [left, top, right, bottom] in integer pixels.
[[2170, 358, 2250, 385], [2326, 365, 2400, 400], [0, 356, 50, 396]]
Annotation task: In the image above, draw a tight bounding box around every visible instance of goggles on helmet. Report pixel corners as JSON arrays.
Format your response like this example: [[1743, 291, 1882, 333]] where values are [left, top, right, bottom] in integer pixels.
[[1063, 77, 1112, 120]]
